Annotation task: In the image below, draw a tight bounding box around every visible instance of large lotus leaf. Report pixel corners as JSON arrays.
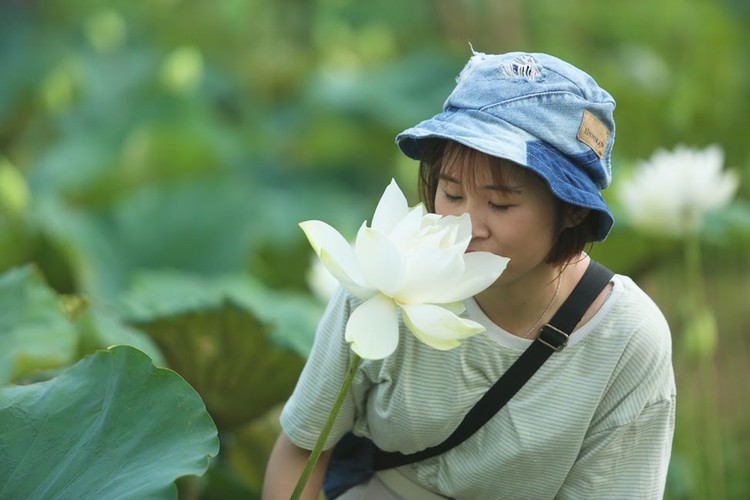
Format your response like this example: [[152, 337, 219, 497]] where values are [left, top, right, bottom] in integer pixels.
[[0, 220, 34, 272], [26, 133, 117, 199], [0, 264, 78, 385], [131, 298, 306, 430], [75, 306, 166, 367], [117, 270, 323, 356], [0, 345, 219, 499], [104, 181, 258, 275], [30, 195, 126, 300], [116, 271, 318, 429], [102, 177, 370, 288], [29, 167, 368, 303], [306, 48, 460, 129], [28, 180, 266, 302], [225, 404, 284, 496]]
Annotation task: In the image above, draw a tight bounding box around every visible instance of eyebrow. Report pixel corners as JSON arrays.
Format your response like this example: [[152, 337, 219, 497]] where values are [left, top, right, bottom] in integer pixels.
[[439, 173, 523, 194]]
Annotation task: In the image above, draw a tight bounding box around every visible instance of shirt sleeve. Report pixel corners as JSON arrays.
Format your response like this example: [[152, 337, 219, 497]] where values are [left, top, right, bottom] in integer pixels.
[[556, 396, 675, 499], [280, 287, 364, 451], [557, 298, 677, 499]]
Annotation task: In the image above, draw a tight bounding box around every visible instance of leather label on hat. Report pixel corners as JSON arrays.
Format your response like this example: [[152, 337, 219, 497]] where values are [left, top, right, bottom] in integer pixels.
[[577, 110, 609, 159]]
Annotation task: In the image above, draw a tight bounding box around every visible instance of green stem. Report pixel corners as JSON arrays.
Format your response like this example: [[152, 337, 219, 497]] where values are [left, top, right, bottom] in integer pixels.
[[683, 232, 726, 497], [290, 352, 362, 500], [684, 231, 706, 308]]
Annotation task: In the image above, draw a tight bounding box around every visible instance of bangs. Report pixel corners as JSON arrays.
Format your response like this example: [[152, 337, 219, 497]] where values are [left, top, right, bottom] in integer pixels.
[[440, 140, 513, 192], [419, 139, 520, 212]]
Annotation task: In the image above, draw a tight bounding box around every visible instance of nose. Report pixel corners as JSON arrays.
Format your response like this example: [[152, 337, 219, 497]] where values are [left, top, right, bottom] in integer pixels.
[[468, 208, 490, 240]]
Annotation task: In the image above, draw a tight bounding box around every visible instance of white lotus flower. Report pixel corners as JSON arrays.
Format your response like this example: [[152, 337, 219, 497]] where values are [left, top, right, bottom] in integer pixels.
[[300, 179, 508, 360], [620, 144, 739, 236]]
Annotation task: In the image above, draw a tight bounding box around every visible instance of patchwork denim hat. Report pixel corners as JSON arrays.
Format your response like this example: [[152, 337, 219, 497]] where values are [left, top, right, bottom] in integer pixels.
[[396, 50, 616, 241]]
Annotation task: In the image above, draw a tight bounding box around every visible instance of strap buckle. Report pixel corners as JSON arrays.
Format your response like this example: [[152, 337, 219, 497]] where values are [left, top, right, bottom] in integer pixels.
[[537, 323, 569, 352]]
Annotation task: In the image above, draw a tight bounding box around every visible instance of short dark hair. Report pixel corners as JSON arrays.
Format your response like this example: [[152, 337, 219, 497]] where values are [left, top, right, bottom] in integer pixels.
[[417, 139, 596, 266]]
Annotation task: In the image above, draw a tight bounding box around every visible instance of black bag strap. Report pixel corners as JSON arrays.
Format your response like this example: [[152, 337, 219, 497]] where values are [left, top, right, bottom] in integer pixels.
[[373, 260, 614, 470]]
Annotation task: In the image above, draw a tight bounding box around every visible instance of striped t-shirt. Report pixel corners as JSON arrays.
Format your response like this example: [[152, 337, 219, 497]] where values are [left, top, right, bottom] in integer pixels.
[[281, 275, 676, 499]]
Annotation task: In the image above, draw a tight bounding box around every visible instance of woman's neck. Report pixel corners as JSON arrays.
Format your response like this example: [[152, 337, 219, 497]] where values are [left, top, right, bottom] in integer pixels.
[[473, 255, 590, 337]]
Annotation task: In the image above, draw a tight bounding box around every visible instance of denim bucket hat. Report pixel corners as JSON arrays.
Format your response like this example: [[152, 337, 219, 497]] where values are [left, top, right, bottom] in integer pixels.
[[396, 50, 616, 241]]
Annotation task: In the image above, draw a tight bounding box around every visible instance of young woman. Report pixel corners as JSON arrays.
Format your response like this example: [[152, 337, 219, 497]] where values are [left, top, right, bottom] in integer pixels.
[[263, 51, 675, 499]]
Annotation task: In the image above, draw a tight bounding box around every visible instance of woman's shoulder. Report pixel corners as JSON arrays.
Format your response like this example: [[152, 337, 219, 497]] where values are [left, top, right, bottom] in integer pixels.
[[565, 273, 670, 353], [608, 274, 671, 347], [573, 273, 673, 388], [599, 274, 675, 397]]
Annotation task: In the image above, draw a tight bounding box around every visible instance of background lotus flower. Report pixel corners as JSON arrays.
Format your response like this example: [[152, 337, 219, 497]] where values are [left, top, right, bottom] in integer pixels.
[[619, 144, 739, 236], [299, 178, 508, 360]]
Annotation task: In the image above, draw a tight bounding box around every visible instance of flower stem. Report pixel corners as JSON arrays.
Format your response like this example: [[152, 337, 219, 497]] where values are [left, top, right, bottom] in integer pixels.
[[290, 352, 362, 500], [684, 231, 706, 308]]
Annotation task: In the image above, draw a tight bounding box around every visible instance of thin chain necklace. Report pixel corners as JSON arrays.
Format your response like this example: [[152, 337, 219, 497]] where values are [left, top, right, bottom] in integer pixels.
[[521, 276, 563, 339]]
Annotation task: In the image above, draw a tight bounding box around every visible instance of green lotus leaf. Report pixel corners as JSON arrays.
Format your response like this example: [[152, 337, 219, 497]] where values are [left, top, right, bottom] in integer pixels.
[[75, 306, 167, 367], [225, 404, 284, 496], [117, 270, 322, 356], [114, 271, 320, 429], [0, 345, 219, 499], [133, 299, 306, 430], [0, 264, 78, 385]]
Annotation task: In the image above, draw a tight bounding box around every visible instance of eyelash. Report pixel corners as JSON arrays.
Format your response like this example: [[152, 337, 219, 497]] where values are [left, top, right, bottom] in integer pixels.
[[489, 203, 511, 212], [442, 192, 511, 211]]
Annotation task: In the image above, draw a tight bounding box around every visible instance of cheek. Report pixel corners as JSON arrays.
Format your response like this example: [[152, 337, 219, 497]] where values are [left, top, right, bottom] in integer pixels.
[[501, 211, 556, 249], [434, 198, 457, 216]]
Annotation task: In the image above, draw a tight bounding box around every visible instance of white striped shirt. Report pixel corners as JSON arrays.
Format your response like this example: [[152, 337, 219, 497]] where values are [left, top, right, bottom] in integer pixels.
[[281, 275, 676, 499]]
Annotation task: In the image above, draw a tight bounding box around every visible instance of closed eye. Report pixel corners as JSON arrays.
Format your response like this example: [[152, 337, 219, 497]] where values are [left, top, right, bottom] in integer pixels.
[[489, 202, 511, 211], [443, 192, 463, 203]]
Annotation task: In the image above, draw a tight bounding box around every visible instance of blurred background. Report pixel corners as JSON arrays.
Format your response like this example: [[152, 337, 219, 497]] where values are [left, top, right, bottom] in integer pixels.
[[1, 0, 748, 498]]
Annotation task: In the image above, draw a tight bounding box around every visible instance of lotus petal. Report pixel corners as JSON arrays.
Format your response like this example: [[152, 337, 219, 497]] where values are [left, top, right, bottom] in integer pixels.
[[355, 226, 404, 298], [423, 252, 508, 304], [439, 300, 467, 316], [345, 294, 399, 360], [400, 303, 485, 351], [437, 213, 472, 250], [371, 179, 410, 235], [318, 249, 374, 300], [300, 220, 372, 299], [396, 247, 465, 304], [414, 220, 451, 248], [388, 205, 425, 251]]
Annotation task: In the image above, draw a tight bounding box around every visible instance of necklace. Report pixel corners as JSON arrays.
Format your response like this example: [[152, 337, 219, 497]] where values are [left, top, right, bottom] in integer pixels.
[[521, 276, 562, 339]]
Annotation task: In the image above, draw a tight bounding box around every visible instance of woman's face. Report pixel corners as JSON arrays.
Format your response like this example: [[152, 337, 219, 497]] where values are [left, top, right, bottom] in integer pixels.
[[434, 159, 561, 286]]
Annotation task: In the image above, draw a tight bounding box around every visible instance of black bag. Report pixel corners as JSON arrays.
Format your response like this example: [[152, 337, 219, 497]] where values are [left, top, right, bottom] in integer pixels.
[[322, 260, 614, 499], [323, 433, 379, 499]]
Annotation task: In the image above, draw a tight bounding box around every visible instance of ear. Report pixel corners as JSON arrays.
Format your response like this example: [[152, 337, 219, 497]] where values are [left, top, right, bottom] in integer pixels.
[[564, 206, 590, 228]]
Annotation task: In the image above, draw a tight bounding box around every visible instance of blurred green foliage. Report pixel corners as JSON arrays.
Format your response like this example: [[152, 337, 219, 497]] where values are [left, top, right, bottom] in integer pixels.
[[1, 0, 749, 498]]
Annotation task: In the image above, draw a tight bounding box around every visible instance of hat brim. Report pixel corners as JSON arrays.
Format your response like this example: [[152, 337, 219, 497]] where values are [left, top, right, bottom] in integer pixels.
[[396, 109, 614, 241]]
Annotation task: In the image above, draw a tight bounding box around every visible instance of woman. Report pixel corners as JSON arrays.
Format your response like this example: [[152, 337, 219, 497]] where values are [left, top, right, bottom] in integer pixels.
[[263, 50, 675, 499]]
